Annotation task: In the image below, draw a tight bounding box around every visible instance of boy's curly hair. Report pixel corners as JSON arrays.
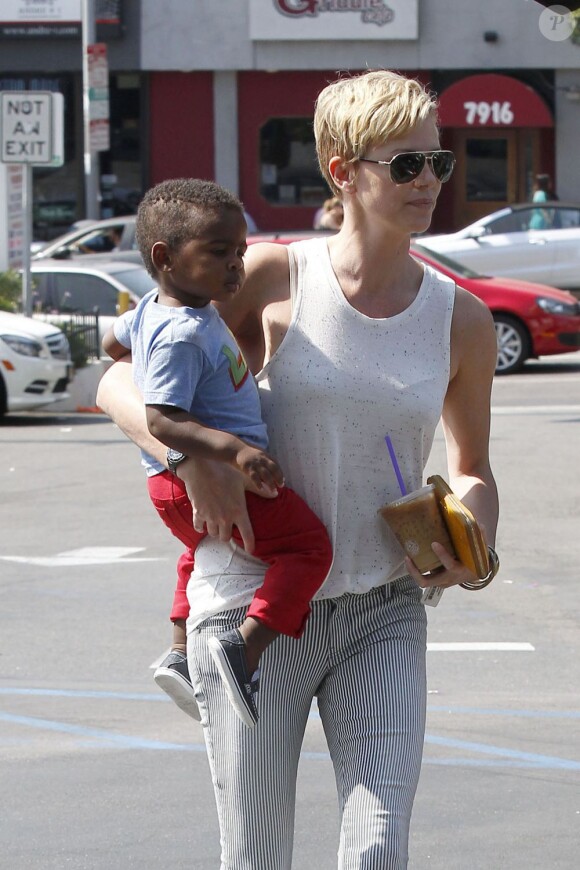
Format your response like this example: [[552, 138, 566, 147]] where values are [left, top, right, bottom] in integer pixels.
[[136, 178, 244, 277]]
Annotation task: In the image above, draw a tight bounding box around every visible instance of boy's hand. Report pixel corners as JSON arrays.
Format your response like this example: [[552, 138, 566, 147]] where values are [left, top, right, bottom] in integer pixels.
[[235, 445, 285, 492]]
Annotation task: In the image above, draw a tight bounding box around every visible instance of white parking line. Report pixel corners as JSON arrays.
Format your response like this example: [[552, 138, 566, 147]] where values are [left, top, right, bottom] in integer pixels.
[[491, 405, 580, 415], [0, 547, 163, 567], [427, 642, 534, 651]]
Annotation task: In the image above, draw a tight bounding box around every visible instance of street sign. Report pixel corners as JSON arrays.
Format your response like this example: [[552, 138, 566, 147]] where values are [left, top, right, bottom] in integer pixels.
[[0, 90, 65, 315], [0, 92, 53, 164], [87, 42, 110, 152], [0, 164, 24, 271], [49, 92, 65, 168]]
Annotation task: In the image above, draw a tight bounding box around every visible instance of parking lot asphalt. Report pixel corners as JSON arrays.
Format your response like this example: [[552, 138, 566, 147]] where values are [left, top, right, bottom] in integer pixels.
[[1, 354, 579, 869]]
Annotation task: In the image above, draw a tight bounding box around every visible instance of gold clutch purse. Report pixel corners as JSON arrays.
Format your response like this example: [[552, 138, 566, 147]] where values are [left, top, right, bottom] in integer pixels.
[[427, 475, 490, 580]]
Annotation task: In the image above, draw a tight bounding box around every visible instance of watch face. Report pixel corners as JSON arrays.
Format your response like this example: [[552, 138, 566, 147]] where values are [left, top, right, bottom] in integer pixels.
[[167, 449, 186, 471]]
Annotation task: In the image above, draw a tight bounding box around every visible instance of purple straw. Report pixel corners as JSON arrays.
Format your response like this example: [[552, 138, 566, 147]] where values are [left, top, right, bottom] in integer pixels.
[[385, 435, 407, 496]]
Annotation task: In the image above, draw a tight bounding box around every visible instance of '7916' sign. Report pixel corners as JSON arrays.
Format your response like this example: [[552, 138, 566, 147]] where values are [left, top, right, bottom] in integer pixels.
[[463, 101, 515, 126]]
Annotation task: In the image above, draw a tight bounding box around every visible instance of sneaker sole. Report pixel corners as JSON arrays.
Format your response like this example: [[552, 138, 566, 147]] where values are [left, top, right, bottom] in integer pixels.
[[207, 637, 257, 729], [154, 667, 201, 722]]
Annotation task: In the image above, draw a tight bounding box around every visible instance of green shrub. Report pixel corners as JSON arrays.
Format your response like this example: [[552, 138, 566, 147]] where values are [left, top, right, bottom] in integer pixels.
[[53, 321, 90, 370], [0, 270, 22, 312]]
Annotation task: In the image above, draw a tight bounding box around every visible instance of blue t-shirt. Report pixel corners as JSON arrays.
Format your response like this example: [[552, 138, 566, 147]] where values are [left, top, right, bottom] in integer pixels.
[[114, 290, 268, 475]]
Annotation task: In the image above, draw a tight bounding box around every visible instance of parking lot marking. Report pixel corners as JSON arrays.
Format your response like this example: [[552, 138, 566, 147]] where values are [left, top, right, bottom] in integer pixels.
[[424, 734, 580, 771], [0, 711, 204, 752], [427, 642, 534, 651], [492, 404, 580, 415], [428, 704, 580, 720], [1, 707, 577, 770], [0, 546, 163, 567], [2, 691, 578, 769]]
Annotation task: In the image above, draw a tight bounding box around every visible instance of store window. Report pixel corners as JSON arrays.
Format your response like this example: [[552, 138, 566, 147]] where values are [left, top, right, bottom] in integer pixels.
[[260, 118, 328, 207], [100, 73, 143, 218], [465, 138, 508, 202]]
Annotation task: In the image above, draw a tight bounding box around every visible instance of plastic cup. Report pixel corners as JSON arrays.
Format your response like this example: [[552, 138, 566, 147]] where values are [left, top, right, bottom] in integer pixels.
[[378, 484, 454, 574]]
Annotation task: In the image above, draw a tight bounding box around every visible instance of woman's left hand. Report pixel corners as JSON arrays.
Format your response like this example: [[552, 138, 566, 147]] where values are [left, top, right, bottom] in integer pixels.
[[405, 541, 481, 590]]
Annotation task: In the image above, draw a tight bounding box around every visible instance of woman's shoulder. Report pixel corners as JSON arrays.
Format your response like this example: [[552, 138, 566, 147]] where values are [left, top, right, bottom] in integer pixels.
[[244, 240, 290, 289], [449, 283, 496, 378], [212, 243, 291, 369], [216, 242, 290, 327]]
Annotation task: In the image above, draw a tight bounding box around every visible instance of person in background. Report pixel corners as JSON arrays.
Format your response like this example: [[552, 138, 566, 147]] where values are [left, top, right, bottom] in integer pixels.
[[97, 69, 499, 868], [313, 195, 344, 230], [529, 173, 555, 229]]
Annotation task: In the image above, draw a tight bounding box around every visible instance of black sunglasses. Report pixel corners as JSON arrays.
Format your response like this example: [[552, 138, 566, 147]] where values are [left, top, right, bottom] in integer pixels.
[[358, 150, 456, 184]]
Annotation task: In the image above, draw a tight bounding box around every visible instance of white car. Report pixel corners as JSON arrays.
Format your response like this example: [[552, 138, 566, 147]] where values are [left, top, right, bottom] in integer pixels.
[[30, 257, 158, 344], [0, 312, 71, 417], [419, 202, 580, 293], [31, 211, 259, 261]]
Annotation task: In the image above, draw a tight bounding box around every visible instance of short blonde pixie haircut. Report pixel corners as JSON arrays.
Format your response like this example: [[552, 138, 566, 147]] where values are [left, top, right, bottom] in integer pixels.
[[314, 70, 438, 195]]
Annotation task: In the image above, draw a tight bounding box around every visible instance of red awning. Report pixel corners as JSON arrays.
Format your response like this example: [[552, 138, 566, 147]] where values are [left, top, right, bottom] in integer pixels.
[[438, 74, 553, 128]]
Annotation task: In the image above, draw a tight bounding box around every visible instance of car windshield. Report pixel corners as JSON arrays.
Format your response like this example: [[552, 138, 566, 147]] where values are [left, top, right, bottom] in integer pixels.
[[412, 244, 488, 279], [112, 268, 157, 298]]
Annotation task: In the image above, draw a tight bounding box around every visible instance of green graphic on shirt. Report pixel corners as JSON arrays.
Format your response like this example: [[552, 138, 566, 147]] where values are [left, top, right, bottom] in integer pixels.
[[221, 344, 249, 391]]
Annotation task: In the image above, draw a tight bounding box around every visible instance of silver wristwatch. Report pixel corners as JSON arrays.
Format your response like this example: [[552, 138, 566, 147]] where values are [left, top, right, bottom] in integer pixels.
[[167, 448, 187, 475]]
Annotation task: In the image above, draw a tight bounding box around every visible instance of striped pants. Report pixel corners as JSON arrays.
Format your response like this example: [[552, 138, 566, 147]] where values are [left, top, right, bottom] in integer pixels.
[[187, 577, 427, 870]]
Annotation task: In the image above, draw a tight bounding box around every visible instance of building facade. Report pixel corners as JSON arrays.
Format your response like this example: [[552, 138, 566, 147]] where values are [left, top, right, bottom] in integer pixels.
[[1, 0, 579, 237]]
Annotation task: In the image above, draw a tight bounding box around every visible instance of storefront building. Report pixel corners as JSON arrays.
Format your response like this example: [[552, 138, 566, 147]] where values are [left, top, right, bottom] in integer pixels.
[[1, 0, 579, 238]]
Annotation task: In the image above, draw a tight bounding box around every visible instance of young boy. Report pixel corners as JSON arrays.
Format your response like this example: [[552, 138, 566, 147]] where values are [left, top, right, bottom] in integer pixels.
[[102, 178, 332, 729]]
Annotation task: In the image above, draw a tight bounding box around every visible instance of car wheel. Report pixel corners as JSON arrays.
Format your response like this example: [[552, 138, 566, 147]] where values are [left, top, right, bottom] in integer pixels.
[[493, 314, 531, 375]]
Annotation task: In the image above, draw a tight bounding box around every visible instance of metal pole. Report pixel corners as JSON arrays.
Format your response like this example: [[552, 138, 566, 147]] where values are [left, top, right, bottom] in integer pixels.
[[82, 0, 100, 220], [21, 164, 33, 317]]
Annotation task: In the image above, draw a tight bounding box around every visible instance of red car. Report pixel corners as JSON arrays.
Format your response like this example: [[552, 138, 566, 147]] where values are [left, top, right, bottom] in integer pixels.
[[248, 231, 580, 373], [411, 244, 580, 374]]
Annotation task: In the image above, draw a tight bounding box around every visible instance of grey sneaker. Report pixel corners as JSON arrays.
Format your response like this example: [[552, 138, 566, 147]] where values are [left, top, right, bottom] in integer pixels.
[[154, 650, 201, 721], [207, 629, 259, 728]]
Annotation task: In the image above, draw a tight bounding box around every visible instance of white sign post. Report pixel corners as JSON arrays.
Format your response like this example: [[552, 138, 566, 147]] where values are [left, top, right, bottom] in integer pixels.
[[0, 91, 64, 316]]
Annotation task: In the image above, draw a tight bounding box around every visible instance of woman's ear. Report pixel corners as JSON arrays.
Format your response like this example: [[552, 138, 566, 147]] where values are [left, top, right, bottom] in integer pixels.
[[328, 156, 356, 194], [151, 241, 172, 273]]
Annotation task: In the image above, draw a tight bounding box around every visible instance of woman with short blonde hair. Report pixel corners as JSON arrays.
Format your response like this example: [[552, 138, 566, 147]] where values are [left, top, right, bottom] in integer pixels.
[[98, 68, 499, 868]]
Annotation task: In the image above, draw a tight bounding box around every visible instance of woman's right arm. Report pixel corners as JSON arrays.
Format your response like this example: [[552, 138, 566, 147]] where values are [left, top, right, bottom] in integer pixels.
[[97, 358, 166, 463], [96, 359, 260, 551]]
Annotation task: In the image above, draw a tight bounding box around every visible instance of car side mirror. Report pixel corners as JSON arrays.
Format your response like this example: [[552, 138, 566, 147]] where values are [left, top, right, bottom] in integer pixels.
[[51, 247, 72, 260], [466, 225, 487, 241]]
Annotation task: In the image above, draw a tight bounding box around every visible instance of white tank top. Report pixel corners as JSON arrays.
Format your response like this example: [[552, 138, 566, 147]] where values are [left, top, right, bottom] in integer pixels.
[[186, 238, 455, 627], [256, 238, 455, 598]]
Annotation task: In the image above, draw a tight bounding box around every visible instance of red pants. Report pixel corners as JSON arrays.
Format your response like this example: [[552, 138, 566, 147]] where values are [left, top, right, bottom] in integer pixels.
[[147, 471, 333, 639]]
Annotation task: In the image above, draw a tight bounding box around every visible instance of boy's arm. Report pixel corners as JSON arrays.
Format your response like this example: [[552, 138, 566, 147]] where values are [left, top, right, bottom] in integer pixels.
[[146, 404, 283, 492], [96, 360, 265, 553], [102, 325, 131, 361], [102, 308, 134, 360]]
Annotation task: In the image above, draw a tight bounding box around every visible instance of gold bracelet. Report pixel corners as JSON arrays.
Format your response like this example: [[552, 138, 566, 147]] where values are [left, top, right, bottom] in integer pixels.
[[460, 546, 500, 591]]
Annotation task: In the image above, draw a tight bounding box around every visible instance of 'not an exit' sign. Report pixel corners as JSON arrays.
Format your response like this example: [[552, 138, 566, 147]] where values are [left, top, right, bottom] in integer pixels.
[[0, 91, 64, 166]]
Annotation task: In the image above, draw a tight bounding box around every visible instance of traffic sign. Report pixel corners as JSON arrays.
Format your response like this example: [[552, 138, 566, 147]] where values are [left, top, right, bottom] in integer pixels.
[[0, 91, 64, 166], [0, 90, 65, 316], [1, 92, 53, 164]]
